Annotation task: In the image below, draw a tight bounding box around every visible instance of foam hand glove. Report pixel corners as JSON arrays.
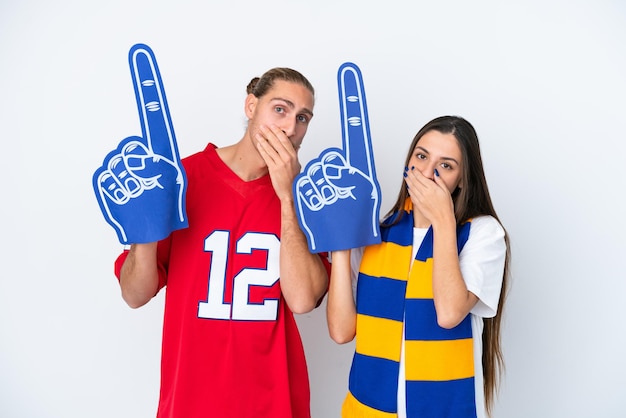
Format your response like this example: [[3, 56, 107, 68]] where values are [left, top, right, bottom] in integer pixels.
[[295, 63, 381, 253], [93, 44, 188, 244]]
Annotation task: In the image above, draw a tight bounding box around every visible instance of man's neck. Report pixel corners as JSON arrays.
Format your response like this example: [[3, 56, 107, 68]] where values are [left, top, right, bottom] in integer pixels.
[[216, 137, 268, 181]]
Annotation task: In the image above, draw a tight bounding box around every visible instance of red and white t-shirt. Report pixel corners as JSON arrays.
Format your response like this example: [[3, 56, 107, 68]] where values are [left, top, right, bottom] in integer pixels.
[[116, 143, 325, 418]]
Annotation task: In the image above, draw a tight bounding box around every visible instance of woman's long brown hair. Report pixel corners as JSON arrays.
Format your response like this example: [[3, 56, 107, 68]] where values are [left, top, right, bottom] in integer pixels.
[[384, 116, 510, 416]]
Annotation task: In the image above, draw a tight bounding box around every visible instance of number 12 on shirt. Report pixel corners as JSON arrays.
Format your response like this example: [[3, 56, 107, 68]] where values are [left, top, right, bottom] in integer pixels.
[[197, 231, 280, 321]]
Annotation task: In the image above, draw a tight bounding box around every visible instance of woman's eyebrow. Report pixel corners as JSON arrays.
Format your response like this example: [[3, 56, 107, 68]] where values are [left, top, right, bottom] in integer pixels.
[[415, 146, 459, 165]]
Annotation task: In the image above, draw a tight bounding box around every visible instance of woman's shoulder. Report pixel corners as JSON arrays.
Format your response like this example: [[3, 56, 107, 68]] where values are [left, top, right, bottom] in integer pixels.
[[470, 215, 504, 232], [469, 215, 505, 237]]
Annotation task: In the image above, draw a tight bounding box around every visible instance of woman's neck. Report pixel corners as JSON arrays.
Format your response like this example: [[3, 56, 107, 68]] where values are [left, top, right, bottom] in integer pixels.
[[412, 209, 431, 229]]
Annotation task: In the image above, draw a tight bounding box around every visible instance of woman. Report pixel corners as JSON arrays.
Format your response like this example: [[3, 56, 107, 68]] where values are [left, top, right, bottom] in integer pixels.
[[327, 115, 510, 418]]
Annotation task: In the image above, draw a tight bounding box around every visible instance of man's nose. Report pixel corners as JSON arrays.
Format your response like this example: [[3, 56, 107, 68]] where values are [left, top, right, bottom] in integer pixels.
[[281, 118, 296, 137]]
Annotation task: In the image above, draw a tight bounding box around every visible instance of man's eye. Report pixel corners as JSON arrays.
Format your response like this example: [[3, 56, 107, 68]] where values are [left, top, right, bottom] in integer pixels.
[[297, 115, 309, 123], [275, 106, 284, 113]]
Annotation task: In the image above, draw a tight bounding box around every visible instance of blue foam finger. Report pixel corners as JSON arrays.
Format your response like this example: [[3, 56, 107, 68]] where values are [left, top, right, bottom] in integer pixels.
[[93, 44, 188, 244], [294, 63, 382, 253]]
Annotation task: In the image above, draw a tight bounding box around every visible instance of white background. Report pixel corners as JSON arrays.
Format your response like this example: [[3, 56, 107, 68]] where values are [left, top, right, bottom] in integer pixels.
[[1, 1, 625, 417]]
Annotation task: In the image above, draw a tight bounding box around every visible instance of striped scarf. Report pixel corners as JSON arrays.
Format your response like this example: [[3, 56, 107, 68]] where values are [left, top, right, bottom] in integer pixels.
[[342, 201, 475, 418]]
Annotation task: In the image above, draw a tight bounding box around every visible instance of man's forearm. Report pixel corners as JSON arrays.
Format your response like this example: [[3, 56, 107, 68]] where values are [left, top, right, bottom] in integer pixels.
[[279, 198, 329, 314], [119, 242, 160, 309]]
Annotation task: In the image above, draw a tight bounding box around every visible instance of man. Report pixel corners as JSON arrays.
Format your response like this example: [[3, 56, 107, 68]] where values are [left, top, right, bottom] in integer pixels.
[[115, 67, 329, 418]]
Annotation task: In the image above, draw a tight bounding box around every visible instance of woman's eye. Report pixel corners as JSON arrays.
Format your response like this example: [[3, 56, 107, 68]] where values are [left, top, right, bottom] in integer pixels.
[[416, 153, 426, 160]]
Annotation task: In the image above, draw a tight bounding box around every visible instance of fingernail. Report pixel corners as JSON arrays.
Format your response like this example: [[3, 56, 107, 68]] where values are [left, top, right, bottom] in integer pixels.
[[403, 172, 407, 178], [411, 166, 415, 171], [434, 169, 439, 177]]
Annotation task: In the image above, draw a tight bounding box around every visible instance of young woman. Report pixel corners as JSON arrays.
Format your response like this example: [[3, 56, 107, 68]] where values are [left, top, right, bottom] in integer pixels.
[[327, 115, 510, 418]]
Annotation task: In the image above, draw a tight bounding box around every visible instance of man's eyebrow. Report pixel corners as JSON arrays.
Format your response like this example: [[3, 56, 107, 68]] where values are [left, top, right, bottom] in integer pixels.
[[271, 97, 314, 117]]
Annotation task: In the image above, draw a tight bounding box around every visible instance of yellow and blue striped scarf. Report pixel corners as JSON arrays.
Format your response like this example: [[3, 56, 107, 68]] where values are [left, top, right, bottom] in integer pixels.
[[342, 202, 475, 418]]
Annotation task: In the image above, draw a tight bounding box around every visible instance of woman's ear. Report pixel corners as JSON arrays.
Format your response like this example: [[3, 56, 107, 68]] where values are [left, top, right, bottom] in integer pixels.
[[244, 93, 257, 119]]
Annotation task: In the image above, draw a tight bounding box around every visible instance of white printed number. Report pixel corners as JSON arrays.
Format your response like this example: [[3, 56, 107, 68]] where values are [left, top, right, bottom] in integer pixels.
[[197, 231, 280, 321]]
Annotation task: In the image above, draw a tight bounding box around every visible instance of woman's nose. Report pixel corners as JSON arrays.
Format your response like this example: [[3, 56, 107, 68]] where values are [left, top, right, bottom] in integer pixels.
[[420, 163, 436, 180]]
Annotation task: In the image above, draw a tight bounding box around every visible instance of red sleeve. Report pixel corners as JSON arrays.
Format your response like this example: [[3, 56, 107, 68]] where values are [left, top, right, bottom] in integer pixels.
[[113, 250, 130, 281]]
